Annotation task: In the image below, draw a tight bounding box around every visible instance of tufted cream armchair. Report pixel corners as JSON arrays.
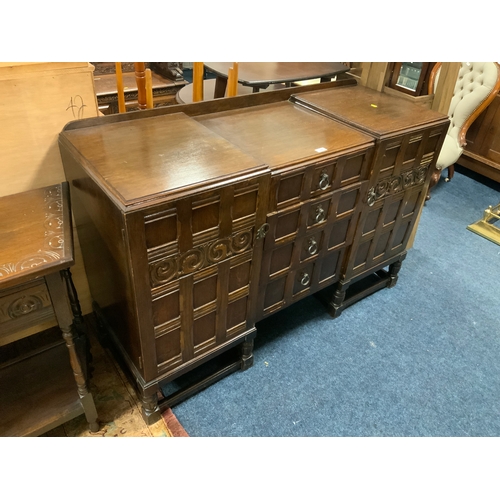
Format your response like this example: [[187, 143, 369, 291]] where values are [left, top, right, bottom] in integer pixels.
[[428, 62, 500, 193]]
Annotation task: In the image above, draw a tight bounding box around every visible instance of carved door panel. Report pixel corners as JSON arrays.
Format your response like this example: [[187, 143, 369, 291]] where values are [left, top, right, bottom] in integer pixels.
[[346, 180, 428, 281], [344, 125, 446, 282], [134, 172, 270, 379]]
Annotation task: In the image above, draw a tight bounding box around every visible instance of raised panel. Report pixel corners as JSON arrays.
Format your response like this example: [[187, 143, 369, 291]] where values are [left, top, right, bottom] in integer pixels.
[[227, 296, 248, 331], [156, 328, 182, 366], [318, 249, 342, 283], [341, 153, 365, 185], [363, 208, 382, 235], [192, 197, 220, 234], [392, 220, 411, 249], [384, 199, 403, 225], [328, 218, 351, 249], [228, 259, 251, 293], [144, 210, 178, 250], [193, 274, 217, 309], [337, 187, 359, 215], [277, 172, 305, 205], [233, 189, 258, 221], [269, 243, 294, 276], [263, 276, 287, 310], [274, 209, 301, 240], [152, 288, 180, 327], [193, 311, 217, 348]]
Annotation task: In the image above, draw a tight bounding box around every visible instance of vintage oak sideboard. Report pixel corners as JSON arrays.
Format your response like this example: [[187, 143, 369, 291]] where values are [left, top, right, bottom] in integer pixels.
[[58, 81, 449, 423]]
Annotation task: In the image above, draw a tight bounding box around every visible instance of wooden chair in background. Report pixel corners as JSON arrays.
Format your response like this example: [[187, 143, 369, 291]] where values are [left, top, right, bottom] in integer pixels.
[[115, 62, 154, 112], [191, 62, 239, 102]]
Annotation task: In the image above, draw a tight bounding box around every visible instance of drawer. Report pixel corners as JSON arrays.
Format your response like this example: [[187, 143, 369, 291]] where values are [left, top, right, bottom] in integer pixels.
[[265, 181, 366, 249], [0, 280, 54, 342], [270, 148, 373, 212]]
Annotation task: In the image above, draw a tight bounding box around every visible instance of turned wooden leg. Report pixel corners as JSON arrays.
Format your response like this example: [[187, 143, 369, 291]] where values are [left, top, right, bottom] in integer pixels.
[[45, 270, 99, 432], [139, 391, 161, 425], [426, 167, 442, 201], [387, 253, 406, 288], [331, 280, 350, 318], [445, 165, 455, 182], [62, 269, 93, 377], [240, 337, 254, 371], [63, 269, 85, 331]]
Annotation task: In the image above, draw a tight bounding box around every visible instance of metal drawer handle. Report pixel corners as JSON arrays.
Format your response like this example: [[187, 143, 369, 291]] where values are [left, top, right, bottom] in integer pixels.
[[318, 172, 330, 190], [300, 272, 310, 286], [314, 206, 326, 223], [307, 237, 318, 255], [256, 223, 270, 239]]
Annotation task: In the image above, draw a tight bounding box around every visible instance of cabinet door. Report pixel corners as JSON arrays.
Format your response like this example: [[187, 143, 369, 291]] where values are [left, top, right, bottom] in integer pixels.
[[344, 125, 446, 281], [134, 173, 270, 380], [256, 140, 374, 321]]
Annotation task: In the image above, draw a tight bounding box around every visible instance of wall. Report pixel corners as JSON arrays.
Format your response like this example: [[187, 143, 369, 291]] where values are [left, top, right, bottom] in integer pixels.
[[0, 62, 99, 337]]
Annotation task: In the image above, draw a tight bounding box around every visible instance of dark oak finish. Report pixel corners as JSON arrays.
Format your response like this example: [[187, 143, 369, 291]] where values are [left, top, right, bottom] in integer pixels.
[[59, 82, 448, 422], [0, 183, 98, 436], [195, 101, 374, 319], [291, 86, 448, 314]]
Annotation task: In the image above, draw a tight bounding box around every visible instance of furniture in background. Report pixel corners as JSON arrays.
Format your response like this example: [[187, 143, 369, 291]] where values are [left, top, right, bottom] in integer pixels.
[[58, 80, 448, 424], [0, 183, 98, 436], [0, 62, 99, 336], [92, 62, 187, 114], [115, 62, 154, 112], [386, 63, 435, 97], [427, 62, 500, 193], [185, 62, 242, 103], [458, 82, 500, 183], [205, 62, 350, 98]]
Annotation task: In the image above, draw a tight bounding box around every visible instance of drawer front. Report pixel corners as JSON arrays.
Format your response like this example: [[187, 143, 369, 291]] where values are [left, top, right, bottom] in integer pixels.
[[0, 280, 54, 343], [270, 149, 373, 212]]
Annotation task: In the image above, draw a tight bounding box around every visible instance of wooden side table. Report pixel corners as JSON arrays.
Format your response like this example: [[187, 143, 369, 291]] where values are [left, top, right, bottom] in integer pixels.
[[0, 182, 98, 436]]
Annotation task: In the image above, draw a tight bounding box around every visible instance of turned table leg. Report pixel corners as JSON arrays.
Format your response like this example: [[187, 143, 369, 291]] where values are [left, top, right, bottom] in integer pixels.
[[45, 270, 99, 433]]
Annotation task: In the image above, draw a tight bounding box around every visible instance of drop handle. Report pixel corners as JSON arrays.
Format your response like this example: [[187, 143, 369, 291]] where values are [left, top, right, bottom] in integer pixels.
[[307, 237, 318, 255], [318, 172, 330, 190], [314, 206, 326, 223], [299, 272, 310, 286]]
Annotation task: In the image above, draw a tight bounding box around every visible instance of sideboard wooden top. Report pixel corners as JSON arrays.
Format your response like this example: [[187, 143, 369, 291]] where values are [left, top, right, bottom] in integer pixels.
[[195, 101, 374, 169], [291, 85, 449, 139], [60, 112, 267, 208], [0, 183, 73, 289]]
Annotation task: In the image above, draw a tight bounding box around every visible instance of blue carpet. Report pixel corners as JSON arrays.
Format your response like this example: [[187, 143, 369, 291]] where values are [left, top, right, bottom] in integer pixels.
[[172, 166, 500, 436]]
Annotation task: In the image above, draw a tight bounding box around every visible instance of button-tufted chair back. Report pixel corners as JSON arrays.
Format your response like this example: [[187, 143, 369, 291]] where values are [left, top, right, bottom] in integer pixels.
[[429, 62, 500, 178]]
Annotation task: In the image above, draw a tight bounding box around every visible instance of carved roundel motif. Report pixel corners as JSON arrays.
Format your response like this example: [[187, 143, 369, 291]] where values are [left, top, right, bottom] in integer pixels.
[[8, 295, 43, 318]]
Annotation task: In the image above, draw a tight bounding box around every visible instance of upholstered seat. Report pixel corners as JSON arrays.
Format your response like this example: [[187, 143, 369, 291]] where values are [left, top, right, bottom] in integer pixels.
[[429, 62, 500, 192]]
